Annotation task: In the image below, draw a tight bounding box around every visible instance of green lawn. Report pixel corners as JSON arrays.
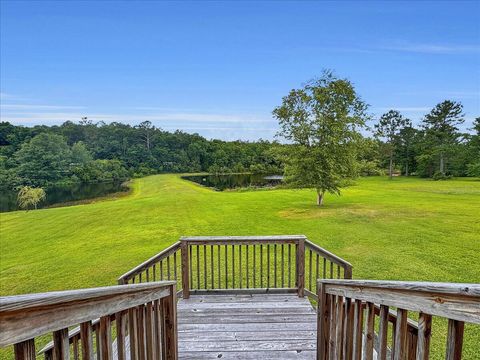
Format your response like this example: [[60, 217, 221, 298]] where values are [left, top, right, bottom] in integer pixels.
[[1, 175, 479, 358]]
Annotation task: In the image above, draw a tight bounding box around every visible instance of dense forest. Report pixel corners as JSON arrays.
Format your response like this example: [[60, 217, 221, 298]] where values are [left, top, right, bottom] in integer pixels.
[[0, 100, 479, 191]]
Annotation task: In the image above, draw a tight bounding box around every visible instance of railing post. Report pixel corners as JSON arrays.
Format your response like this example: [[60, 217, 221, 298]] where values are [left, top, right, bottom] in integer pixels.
[[180, 240, 190, 299], [344, 265, 353, 279], [162, 284, 178, 360], [317, 281, 329, 360], [296, 238, 305, 297]]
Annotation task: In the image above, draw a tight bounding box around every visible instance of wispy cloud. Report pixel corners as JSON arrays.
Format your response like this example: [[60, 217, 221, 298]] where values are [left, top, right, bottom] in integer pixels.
[[380, 43, 480, 54]]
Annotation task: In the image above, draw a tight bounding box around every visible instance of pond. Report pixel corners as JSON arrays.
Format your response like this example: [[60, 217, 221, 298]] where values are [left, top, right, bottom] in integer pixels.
[[0, 181, 130, 212], [182, 173, 283, 191]]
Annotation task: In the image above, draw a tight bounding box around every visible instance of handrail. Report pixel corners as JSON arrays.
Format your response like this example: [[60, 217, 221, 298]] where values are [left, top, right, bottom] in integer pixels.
[[118, 241, 181, 284], [304, 240, 352, 269], [316, 280, 480, 360], [0, 281, 178, 359]]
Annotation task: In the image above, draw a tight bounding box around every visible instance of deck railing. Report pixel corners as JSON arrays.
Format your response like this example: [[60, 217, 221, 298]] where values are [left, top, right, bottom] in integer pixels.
[[118, 235, 353, 299], [316, 280, 480, 360], [0, 281, 178, 360]]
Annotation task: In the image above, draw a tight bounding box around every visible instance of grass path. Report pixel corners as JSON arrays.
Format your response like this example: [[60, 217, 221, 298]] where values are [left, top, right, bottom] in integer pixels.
[[1, 174, 479, 358]]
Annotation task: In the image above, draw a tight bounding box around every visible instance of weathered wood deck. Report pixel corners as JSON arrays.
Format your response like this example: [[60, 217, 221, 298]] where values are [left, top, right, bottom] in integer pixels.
[[177, 293, 317, 359]]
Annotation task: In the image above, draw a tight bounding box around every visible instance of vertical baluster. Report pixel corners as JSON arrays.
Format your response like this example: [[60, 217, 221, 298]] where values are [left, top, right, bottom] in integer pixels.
[[160, 260, 163, 281], [99, 316, 112, 360], [343, 298, 354, 360], [80, 321, 94, 360], [145, 302, 155, 360], [167, 256, 171, 280], [95, 323, 101, 360], [352, 300, 363, 360], [217, 245, 221, 288], [246, 245, 250, 289], [153, 299, 162, 359], [323, 258, 327, 278], [116, 312, 126, 360], [445, 319, 464, 360], [273, 244, 277, 288], [53, 328, 69, 360], [225, 245, 228, 289], [153, 264, 156, 281], [253, 245, 256, 287], [317, 284, 330, 360], [393, 309, 408, 360], [267, 244, 270, 288], [337, 265, 341, 279], [196, 245, 200, 289], [328, 295, 338, 360], [363, 302, 375, 360], [330, 261, 333, 278], [146, 268, 150, 282], [210, 246, 214, 288], [128, 307, 139, 360], [137, 305, 146, 360], [315, 254, 319, 293], [334, 296, 345, 359], [239, 245, 243, 288], [378, 305, 389, 360], [181, 242, 190, 299], [14, 339, 36, 360], [203, 245, 207, 289], [173, 252, 177, 281], [189, 245, 193, 289], [139, 272, 143, 283], [309, 249, 313, 291], [260, 244, 264, 287], [232, 244, 235, 288], [416, 312, 432, 360], [281, 244, 284, 288], [288, 244, 292, 288]]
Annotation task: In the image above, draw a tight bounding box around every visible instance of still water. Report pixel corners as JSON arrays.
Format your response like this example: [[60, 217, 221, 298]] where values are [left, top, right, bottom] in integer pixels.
[[182, 173, 283, 191], [0, 181, 129, 212]]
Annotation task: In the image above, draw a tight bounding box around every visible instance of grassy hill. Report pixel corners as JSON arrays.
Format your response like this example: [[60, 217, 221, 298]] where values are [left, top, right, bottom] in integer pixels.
[[1, 174, 479, 358]]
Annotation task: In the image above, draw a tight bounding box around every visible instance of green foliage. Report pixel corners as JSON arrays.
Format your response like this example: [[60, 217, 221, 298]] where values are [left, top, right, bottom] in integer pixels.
[[467, 162, 480, 177], [273, 71, 368, 204], [17, 186, 46, 210]]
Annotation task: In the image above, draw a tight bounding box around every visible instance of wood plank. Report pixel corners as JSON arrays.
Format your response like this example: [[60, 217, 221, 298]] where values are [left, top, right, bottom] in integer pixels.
[[99, 316, 112, 360], [178, 350, 316, 359], [363, 302, 375, 360], [377, 305, 389, 360], [178, 322, 317, 332], [178, 339, 316, 351], [393, 309, 408, 360], [352, 299, 363, 360], [178, 307, 315, 316], [178, 330, 316, 341], [115, 312, 126, 360], [178, 314, 316, 324]]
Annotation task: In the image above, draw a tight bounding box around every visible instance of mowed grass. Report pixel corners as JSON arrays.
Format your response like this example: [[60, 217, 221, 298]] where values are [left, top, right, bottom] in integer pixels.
[[1, 175, 479, 358]]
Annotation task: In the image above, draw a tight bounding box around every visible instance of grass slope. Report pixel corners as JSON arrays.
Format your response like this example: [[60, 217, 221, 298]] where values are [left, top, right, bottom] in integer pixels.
[[1, 175, 479, 358]]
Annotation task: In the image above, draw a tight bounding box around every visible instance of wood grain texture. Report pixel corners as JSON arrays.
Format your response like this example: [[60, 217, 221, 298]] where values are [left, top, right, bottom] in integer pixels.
[[13, 339, 35, 360]]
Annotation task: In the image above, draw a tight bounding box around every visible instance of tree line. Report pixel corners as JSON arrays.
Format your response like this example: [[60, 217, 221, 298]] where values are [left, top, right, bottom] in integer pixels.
[[1, 78, 478, 193], [0, 120, 282, 190]]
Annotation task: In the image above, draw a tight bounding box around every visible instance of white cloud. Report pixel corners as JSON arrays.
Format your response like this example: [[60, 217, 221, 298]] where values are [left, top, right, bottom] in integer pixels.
[[381, 43, 480, 54]]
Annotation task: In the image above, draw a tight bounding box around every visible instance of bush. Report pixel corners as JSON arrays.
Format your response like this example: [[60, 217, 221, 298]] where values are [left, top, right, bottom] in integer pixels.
[[467, 162, 480, 177], [432, 171, 452, 181]]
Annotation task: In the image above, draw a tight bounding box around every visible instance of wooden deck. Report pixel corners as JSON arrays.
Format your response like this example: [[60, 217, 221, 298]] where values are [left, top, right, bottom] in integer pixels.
[[177, 293, 317, 359]]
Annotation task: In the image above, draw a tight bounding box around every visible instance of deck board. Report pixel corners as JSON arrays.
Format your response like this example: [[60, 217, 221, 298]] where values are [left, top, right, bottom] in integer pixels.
[[178, 294, 317, 359]]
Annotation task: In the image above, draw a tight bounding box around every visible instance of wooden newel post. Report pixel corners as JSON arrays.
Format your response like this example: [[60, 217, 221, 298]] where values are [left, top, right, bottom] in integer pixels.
[[180, 241, 190, 299], [162, 284, 178, 360], [296, 238, 305, 297], [344, 265, 353, 279], [317, 281, 329, 360]]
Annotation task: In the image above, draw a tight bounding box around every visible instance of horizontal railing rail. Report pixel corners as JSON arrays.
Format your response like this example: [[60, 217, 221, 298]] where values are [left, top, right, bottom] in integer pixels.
[[117, 235, 353, 300], [0, 281, 178, 360], [316, 280, 480, 360]]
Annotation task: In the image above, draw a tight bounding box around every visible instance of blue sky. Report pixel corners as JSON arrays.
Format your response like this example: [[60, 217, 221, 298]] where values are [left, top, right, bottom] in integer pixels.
[[1, 1, 479, 141]]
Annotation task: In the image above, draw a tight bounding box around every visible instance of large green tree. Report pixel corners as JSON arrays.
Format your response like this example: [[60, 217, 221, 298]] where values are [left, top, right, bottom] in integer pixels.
[[14, 133, 72, 186], [422, 100, 464, 176], [374, 110, 412, 178], [273, 71, 368, 205]]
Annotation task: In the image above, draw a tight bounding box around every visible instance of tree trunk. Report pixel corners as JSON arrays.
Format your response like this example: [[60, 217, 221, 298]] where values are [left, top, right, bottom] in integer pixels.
[[440, 153, 445, 174], [405, 162, 409, 177], [317, 191, 324, 206], [389, 153, 393, 179]]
